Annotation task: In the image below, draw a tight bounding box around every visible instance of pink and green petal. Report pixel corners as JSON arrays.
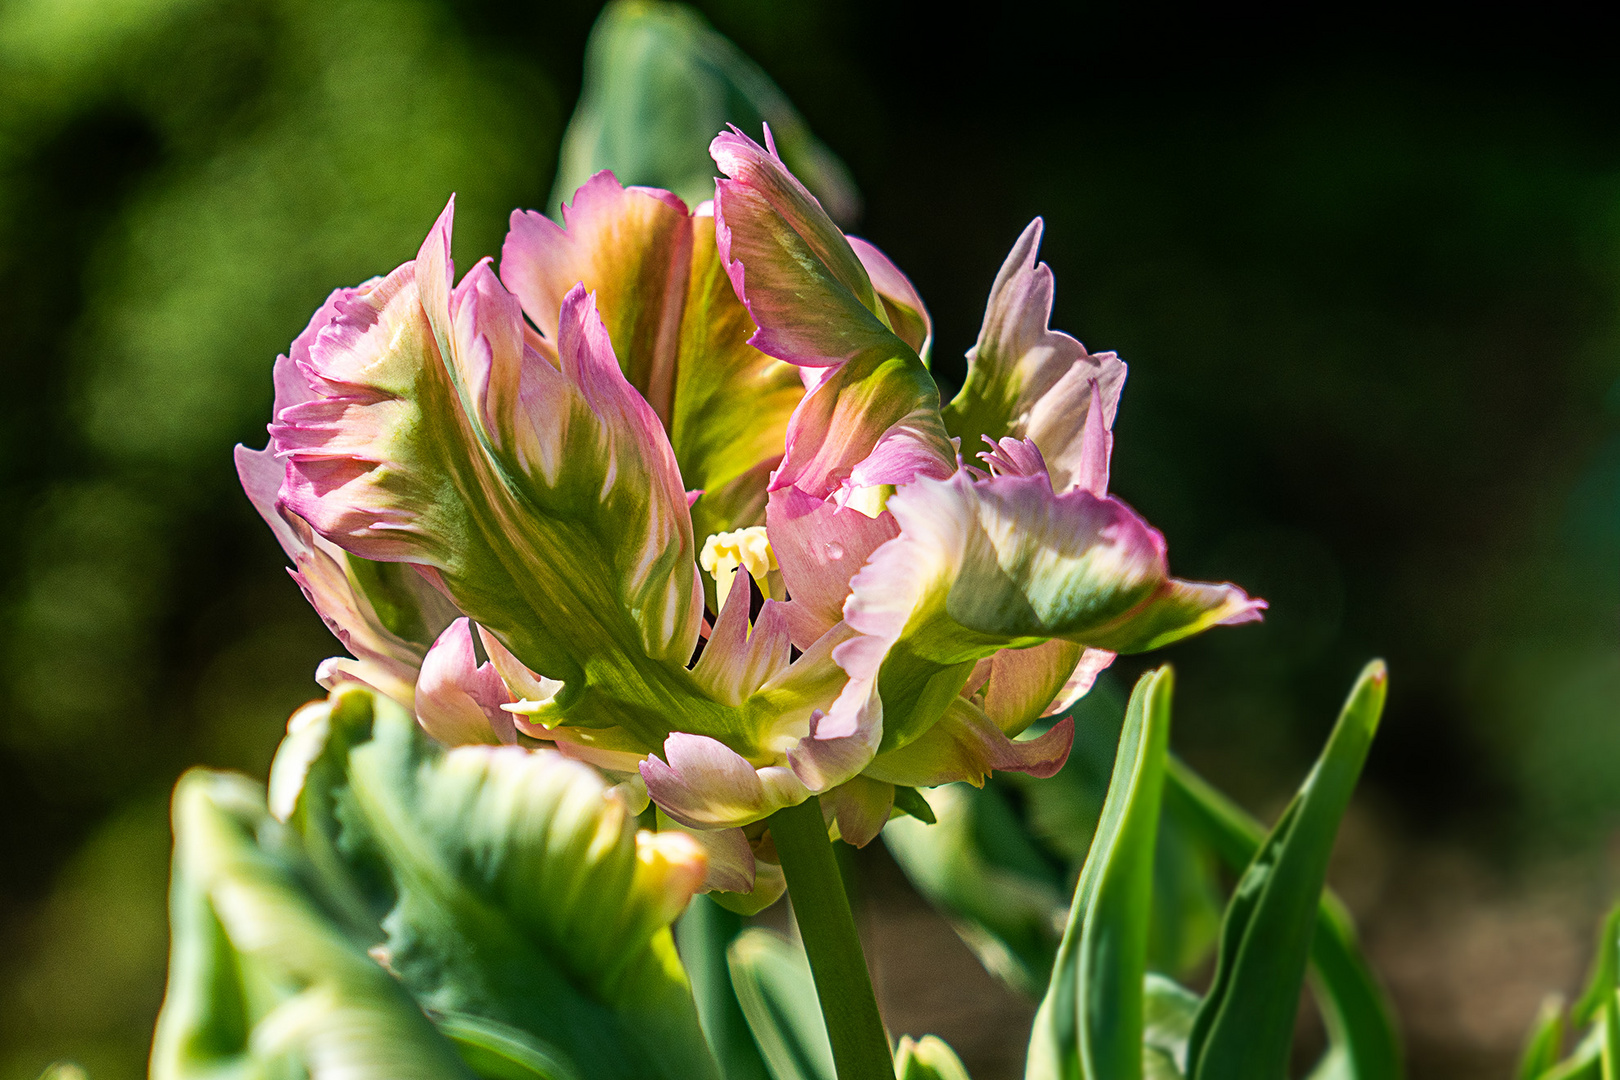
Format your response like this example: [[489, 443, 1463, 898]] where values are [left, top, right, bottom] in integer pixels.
[[502, 173, 691, 415], [503, 176, 803, 540], [770, 349, 956, 507], [712, 126, 894, 366], [415, 618, 517, 746], [841, 470, 1261, 752], [273, 199, 717, 750], [942, 218, 1127, 495], [766, 484, 899, 648], [862, 698, 1074, 789], [237, 432, 455, 709], [980, 640, 1087, 736], [640, 732, 810, 829], [689, 578, 792, 707]]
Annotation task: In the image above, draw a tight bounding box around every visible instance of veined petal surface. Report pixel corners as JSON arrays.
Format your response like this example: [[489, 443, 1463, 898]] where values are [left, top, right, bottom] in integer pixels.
[[271, 198, 710, 748], [842, 470, 1262, 753], [503, 173, 804, 539]]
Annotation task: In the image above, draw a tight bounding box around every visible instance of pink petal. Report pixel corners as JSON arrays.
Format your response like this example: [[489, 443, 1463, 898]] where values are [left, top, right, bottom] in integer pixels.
[[766, 484, 899, 649], [415, 618, 517, 746], [690, 577, 792, 706], [501, 172, 692, 418], [945, 219, 1127, 495], [711, 127, 892, 366], [641, 732, 810, 830]]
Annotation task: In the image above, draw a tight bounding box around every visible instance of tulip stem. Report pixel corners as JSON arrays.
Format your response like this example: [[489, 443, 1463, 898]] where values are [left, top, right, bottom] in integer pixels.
[[769, 796, 891, 1080]]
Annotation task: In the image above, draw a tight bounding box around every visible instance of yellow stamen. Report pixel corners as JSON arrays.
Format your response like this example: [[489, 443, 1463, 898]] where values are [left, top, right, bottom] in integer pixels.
[[700, 526, 778, 611]]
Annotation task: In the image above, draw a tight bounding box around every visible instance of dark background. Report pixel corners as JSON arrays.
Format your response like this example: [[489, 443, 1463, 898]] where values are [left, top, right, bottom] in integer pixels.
[[2, 2, 1618, 1074]]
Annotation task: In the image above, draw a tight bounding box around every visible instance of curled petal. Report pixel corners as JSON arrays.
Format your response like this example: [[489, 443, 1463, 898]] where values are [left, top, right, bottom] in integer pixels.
[[943, 218, 1127, 494], [502, 173, 691, 417], [841, 470, 1262, 752], [641, 733, 809, 829], [712, 126, 891, 366], [415, 618, 516, 746], [863, 698, 1075, 789], [1042, 647, 1117, 718], [770, 349, 956, 506], [235, 442, 455, 708], [982, 640, 1085, 735]]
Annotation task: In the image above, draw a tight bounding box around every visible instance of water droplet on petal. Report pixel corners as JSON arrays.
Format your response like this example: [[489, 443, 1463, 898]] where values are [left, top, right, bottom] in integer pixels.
[[825, 541, 844, 560]]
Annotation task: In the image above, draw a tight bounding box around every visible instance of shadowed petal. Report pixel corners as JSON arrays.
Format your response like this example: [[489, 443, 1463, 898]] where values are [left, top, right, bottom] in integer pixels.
[[863, 698, 1075, 789], [820, 775, 895, 848], [848, 235, 932, 362]]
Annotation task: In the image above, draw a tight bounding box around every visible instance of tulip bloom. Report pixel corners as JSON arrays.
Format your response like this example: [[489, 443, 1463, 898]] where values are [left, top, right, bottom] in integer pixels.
[[238, 127, 1260, 905]]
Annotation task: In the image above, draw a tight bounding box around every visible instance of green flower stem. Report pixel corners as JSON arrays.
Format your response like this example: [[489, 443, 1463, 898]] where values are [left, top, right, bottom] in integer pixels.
[[769, 796, 891, 1080]]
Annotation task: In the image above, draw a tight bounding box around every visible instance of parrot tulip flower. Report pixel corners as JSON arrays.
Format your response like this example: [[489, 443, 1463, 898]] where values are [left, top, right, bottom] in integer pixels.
[[238, 127, 1262, 905]]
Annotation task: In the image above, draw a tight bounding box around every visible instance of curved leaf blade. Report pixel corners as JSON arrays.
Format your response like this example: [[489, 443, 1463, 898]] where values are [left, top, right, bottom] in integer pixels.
[[1184, 661, 1388, 1080], [1026, 665, 1174, 1080]]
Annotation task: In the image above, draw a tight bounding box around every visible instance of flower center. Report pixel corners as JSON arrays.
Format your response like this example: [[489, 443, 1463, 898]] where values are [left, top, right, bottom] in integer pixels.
[[700, 526, 778, 610]]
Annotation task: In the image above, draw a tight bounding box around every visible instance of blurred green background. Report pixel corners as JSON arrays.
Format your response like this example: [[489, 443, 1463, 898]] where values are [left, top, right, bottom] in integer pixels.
[[2, 1, 1618, 1076]]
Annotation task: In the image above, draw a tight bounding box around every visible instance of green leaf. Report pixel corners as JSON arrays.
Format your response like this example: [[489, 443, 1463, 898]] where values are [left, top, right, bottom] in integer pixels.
[[155, 683, 720, 1080], [1026, 665, 1174, 1080], [1161, 756, 1400, 1080], [1142, 974, 1200, 1080], [150, 769, 477, 1080], [727, 929, 837, 1080], [1575, 906, 1620, 1025], [678, 895, 773, 1080], [1518, 996, 1567, 1080], [552, 0, 858, 223], [892, 785, 937, 825], [1539, 1028, 1603, 1080], [885, 782, 1068, 995], [437, 1013, 583, 1080], [1184, 661, 1388, 1080], [894, 1035, 974, 1080]]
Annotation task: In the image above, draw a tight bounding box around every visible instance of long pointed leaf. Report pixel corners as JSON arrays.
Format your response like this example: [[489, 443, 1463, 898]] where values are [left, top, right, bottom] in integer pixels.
[[1184, 661, 1387, 1080], [678, 895, 772, 1080], [1162, 755, 1400, 1080], [727, 929, 837, 1080], [1026, 665, 1173, 1080]]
